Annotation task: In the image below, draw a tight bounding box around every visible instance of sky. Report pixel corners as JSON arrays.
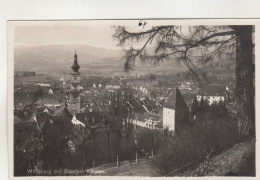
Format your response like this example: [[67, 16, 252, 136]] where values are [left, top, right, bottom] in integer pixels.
[[14, 20, 155, 49], [15, 26, 118, 49], [13, 20, 237, 51]]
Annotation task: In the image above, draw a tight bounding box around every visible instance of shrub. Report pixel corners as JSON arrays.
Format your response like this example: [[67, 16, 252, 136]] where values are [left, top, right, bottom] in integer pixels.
[[152, 114, 239, 175]]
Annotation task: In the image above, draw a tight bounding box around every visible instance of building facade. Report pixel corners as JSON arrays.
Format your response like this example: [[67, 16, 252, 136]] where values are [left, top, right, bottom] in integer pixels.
[[163, 87, 189, 132], [197, 85, 226, 105]]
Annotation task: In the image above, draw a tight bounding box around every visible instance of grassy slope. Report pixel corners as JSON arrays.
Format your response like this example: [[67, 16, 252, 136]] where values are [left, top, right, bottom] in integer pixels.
[[185, 139, 255, 176], [90, 139, 255, 177]]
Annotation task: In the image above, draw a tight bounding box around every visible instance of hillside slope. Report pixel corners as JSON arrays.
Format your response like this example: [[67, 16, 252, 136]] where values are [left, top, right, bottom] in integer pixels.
[[90, 139, 255, 177], [186, 139, 255, 176]]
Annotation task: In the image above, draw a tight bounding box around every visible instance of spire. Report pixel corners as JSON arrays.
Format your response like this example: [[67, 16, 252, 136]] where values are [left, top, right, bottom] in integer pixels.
[[74, 50, 77, 60], [71, 50, 80, 72]]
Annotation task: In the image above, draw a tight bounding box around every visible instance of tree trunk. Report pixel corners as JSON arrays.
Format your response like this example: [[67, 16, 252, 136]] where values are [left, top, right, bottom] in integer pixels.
[[106, 130, 111, 162], [51, 162, 55, 175], [83, 141, 88, 170], [117, 154, 119, 167], [233, 26, 255, 138], [90, 129, 95, 170]]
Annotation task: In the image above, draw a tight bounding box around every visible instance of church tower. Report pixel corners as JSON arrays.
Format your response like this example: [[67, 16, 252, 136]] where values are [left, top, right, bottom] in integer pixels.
[[69, 51, 81, 113]]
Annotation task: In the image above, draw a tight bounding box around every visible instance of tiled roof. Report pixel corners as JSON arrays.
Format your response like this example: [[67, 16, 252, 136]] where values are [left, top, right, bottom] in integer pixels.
[[14, 115, 22, 124], [53, 104, 72, 119], [165, 87, 188, 109], [165, 90, 176, 109], [198, 85, 226, 96], [14, 94, 34, 107], [181, 93, 195, 104], [145, 113, 162, 122], [24, 116, 37, 123], [129, 98, 146, 114], [36, 112, 51, 132], [74, 113, 86, 124], [34, 95, 61, 105], [14, 109, 27, 120], [107, 81, 121, 86], [36, 112, 50, 124], [133, 113, 146, 122], [155, 121, 163, 128]]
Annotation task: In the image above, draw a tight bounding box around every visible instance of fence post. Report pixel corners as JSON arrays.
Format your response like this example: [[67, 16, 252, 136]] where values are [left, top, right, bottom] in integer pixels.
[[117, 154, 119, 167]]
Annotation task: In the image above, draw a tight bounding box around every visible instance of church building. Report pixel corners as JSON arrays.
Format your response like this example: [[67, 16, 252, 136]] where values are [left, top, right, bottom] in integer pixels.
[[69, 51, 81, 113]]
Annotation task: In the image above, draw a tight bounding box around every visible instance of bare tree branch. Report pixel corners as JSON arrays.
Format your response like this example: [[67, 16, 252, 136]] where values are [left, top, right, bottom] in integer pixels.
[[113, 25, 237, 82]]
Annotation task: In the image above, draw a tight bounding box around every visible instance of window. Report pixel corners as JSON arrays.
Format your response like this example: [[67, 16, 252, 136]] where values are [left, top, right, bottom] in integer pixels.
[[74, 95, 77, 98], [74, 85, 77, 88]]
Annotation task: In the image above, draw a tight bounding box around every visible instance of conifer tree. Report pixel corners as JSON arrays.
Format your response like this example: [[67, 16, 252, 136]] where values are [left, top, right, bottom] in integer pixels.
[[114, 25, 255, 137], [191, 97, 199, 116]]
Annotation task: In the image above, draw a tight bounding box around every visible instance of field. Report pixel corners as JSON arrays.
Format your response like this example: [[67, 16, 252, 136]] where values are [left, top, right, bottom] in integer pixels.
[[14, 75, 47, 83]]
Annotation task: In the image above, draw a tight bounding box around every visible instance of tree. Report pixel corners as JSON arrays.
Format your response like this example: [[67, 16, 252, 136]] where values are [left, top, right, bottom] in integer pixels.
[[88, 125, 97, 169], [209, 101, 219, 119], [109, 90, 123, 165], [149, 73, 156, 82], [218, 98, 228, 117], [113, 25, 254, 137], [110, 88, 137, 168], [198, 97, 205, 116], [203, 98, 210, 113], [191, 97, 199, 117], [41, 123, 69, 174], [33, 86, 43, 103], [103, 115, 112, 163]]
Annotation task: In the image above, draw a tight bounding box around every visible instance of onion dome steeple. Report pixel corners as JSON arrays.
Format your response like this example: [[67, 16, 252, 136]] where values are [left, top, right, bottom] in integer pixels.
[[71, 50, 80, 72]]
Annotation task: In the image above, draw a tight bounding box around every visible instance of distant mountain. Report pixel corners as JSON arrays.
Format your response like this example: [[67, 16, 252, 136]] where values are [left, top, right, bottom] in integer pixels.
[[14, 44, 123, 72], [14, 44, 189, 75]]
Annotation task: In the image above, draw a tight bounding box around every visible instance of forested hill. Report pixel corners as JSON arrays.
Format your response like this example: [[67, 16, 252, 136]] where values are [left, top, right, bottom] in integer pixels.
[[14, 44, 233, 75]]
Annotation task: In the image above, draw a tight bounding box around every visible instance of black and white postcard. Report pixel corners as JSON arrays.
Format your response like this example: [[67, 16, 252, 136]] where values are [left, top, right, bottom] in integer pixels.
[[7, 19, 258, 179]]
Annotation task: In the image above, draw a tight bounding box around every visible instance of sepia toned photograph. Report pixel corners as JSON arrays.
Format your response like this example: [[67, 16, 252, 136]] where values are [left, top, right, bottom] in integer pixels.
[[8, 20, 256, 177]]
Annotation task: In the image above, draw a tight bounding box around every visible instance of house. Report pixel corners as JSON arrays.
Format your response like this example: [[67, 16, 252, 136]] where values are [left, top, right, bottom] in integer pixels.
[[71, 102, 111, 127], [127, 97, 160, 114], [163, 87, 189, 132], [128, 112, 162, 130], [14, 71, 36, 78], [106, 81, 121, 92], [35, 82, 51, 87], [178, 82, 192, 90], [71, 113, 86, 127], [139, 86, 149, 94], [197, 85, 226, 105], [14, 112, 40, 152], [48, 89, 53, 95], [34, 95, 61, 108], [14, 94, 34, 109], [51, 104, 74, 137]]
